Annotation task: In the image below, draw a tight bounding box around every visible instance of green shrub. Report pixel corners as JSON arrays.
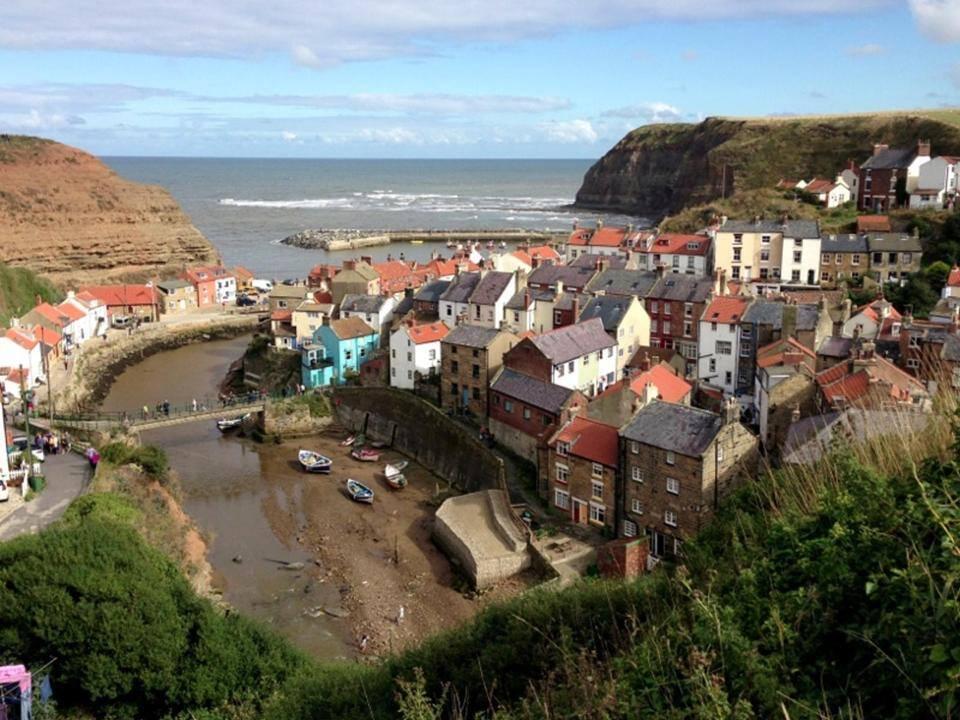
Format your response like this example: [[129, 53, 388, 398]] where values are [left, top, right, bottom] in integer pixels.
[[100, 442, 169, 481]]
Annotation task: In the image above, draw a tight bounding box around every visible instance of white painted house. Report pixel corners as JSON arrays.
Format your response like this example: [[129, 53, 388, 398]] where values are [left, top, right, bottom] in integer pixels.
[[66, 291, 109, 344], [466, 271, 517, 329], [697, 296, 751, 396], [512, 317, 617, 396], [910, 156, 959, 209], [438, 272, 481, 327], [339, 294, 397, 339], [389, 321, 449, 389], [0, 327, 43, 386], [779, 232, 822, 286]]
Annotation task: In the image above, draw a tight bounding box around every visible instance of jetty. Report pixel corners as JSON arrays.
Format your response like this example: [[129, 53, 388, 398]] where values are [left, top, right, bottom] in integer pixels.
[[282, 228, 566, 251]]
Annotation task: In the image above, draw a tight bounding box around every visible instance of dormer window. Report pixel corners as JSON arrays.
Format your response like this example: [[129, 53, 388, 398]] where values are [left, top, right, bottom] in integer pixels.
[[686, 243, 699, 250]]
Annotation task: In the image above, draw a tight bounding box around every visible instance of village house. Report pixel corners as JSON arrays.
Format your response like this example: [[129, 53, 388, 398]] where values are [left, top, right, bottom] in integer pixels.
[[232, 266, 255, 294], [411, 279, 451, 317], [291, 300, 335, 346], [503, 287, 544, 334], [330, 260, 380, 304], [465, 270, 517, 329], [819, 233, 869, 286], [566, 223, 629, 260], [866, 232, 923, 284], [488, 367, 585, 466], [0, 327, 43, 387], [270, 310, 296, 350], [619, 400, 759, 557], [491, 244, 560, 274], [858, 141, 931, 211], [181, 266, 236, 307], [713, 218, 821, 286], [803, 176, 853, 208], [526, 262, 598, 294], [841, 297, 902, 341], [503, 317, 617, 396], [644, 272, 715, 375], [373, 259, 433, 297], [440, 325, 517, 417], [587, 361, 693, 427], [267, 284, 311, 313], [438, 272, 482, 326], [815, 342, 930, 411], [20, 302, 72, 353], [633, 232, 713, 276], [752, 337, 818, 452], [60, 291, 108, 345], [307, 263, 339, 290], [697, 295, 753, 397], [910, 155, 959, 209], [80, 284, 160, 322], [32, 325, 63, 362], [579, 294, 650, 376], [898, 316, 960, 387], [156, 279, 198, 315], [302, 317, 379, 387], [550, 290, 590, 330], [389, 321, 449, 389], [340, 293, 397, 342], [586, 268, 659, 299], [547, 415, 619, 534]]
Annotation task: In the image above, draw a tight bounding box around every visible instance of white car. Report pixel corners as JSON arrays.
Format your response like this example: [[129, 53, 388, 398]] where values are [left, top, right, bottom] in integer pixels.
[[0, 479, 8, 502]]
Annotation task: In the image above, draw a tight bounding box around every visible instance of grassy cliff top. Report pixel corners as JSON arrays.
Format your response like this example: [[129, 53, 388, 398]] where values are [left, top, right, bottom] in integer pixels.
[[0, 262, 62, 326]]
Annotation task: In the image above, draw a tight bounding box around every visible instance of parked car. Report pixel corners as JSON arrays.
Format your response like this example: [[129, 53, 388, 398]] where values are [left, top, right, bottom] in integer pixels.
[[251, 279, 274, 293], [0, 478, 8, 502], [236, 294, 257, 307], [111, 315, 133, 329], [9, 436, 44, 463]]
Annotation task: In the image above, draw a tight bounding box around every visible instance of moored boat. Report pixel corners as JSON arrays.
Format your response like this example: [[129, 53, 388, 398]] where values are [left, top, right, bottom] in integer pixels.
[[298, 449, 333, 473], [351, 447, 380, 462], [340, 434, 356, 446], [216, 413, 250, 432], [385, 473, 407, 489], [346, 478, 374, 503], [384, 460, 409, 477]]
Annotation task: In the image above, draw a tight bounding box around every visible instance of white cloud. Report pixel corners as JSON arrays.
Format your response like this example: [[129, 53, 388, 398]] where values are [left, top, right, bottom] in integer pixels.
[[280, 130, 298, 141], [0, 1, 893, 66], [1, 109, 86, 129], [846, 43, 886, 56], [909, 0, 960, 42], [539, 119, 598, 144], [601, 102, 683, 123], [210, 92, 571, 115]]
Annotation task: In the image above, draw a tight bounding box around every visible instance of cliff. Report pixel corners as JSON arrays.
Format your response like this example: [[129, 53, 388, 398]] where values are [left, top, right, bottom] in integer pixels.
[[0, 135, 219, 286], [575, 110, 960, 221]]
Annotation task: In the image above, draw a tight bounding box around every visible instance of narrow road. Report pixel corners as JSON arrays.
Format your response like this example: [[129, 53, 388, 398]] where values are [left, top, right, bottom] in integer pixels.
[[0, 452, 90, 542]]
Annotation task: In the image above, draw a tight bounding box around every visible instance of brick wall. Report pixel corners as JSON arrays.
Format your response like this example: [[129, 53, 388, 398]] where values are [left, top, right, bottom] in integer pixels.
[[597, 538, 647, 579], [503, 340, 552, 382], [547, 448, 616, 534]]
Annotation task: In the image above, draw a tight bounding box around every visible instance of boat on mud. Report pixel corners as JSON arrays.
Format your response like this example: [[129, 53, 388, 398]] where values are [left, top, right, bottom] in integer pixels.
[[216, 413, 250, 432], [298, 449, 333, 473], [346, 478, 374, 504], [385, 473, 407, 489], [351, 447, 381, 462], [384, 460, 408, 477]]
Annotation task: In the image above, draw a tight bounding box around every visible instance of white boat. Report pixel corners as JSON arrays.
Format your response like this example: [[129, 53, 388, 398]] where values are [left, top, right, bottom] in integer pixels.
[[216, 413, 250, 432], [385, 473, 407, 490], [346, 478, 374, 504], [384, 460, 409, 478], [298, 449, 332, 473]]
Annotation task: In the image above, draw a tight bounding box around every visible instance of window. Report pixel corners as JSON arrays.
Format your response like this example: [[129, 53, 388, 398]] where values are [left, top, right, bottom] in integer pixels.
[[451, 382, 458, 396], [446, 305, 453, 316], [556, 363, 565, 377], [472, 387, 480, 400], [663, 303, 671, 316], [822, 253, 831, 264], [542, 414, 551, 425], [428, 349, 436, 361], [523, 407, 531, 420], [591, 462, 603, 478], [760, 249, 770, 262], [716, 341, 732, 355], [407, 351, 412, 361], [711, 322, 718, 331], [725, 370, 732, 385], [555, 463, 569, 483], [791, 270, 801, 282], [733, 248, 742, 262], [793, 251, 802, 263], [666, 450, 675, 465], [740, 341, 751, 357], [451, 360, 459, 372], [493, 394, 500, 406], [741, 324, 752, 339], [504, 399, 514, 412], [344, 349, 353, 361], [852, 254, 861, 265], [731, 267, 740, 280], [631, 498, 643, 515], [651, 320, 659, 334], [556, 440, 569, 456], [908, 336, 919, 349], [474, 305, 481, 319], [822, 271, 831, 282], [672, 255, 680, 268], [450, 345, 457, 354], [591, 480, 603, 498], [650, 300, 659, 314], [717, 445, 724, 462], [684, 303, 693, 318], [407, 370, 412, 380], [687, 256, 695, 269], [632, 466, 643, 482], [391, 367, 396, 377], [472, 349, 479, 358], [793, 237, 802, 247], [683, 321, 693, 337], [888, 252, 897, 264], [761, 234, 771, 245], [873, 252, 883, 264], [666, 477, 680, 495], [589, 502, 605, 524], [554, 310, 563, 325], [554, 489, 570, 510], [760, 268, 769, 280], [773, 267, 781, 279], [513, 311, 520, 322], [733, 233, 742, 244], [906, 358, 920, 369], [631, 441, 640, 454], [568, 361, 575, 373], [903, 252, 913, 264], [664, 509, 678, 527], [472, 364, 480, 379], [391, 349, 396, 359], [623, 519, 638, 537]]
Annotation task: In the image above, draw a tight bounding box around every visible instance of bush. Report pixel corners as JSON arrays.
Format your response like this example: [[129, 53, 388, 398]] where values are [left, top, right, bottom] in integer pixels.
[[100, 442, 169, 481]]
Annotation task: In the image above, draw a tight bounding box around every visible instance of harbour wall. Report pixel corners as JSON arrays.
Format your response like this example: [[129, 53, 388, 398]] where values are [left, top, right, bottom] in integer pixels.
[[282, 228, 567, 251]]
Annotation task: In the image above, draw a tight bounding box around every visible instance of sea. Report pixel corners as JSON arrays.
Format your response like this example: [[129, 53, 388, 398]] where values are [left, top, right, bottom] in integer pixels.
[[103, 157, 643, 279]]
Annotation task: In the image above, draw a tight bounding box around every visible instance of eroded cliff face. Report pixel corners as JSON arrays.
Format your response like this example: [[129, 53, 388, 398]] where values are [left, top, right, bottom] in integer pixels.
[[0, 135, 219, 286], [575, 114, 960, 220]]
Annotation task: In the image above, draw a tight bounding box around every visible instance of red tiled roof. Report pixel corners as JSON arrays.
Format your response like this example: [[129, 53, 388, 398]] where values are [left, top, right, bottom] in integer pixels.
[[32, 324, 61, 348], [73, 291, 101, 307], [628, 364, 692, 404], [703, 296, 750, 324], [527, 245, 560, 261], [32, 303, 69, 327], [804, 178, 834, 193], [80, 284, 158, 307], [567, 228, 593, 246], [649, 233, 711, 256], [553, 416, 619, 467], [313, 290, 334, 304], [5, 328, 38, 351], [756, 337, 815, 369], [587, 226, 626, 247], [426, 258, 478, 277], [232, 265, 254, 281], [407, 322, 449, 344], [5, 367, 28, 384], [182, 266, 232, 283], [948, 266, 960, 288], [270, 310, 292, 322], [816, 355, 924, 405], [856, 215, 891, 233], [56, 301, 86, 322]]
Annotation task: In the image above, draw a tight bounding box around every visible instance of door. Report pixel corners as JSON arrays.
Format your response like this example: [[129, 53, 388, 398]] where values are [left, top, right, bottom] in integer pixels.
[[807, 269, 815, 285], [651, 530, 667, 558], [572, 498, 588, 525]]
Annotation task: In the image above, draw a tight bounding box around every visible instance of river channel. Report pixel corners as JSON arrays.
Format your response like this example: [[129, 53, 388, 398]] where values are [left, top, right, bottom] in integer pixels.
[[99, 334, 354, 659]]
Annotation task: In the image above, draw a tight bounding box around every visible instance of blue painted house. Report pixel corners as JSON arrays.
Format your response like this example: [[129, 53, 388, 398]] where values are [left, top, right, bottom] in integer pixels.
[[302, 316, 379, 388]]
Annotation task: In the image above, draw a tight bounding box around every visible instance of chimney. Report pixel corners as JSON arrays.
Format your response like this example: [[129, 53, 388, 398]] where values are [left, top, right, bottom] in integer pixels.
[[873, 143, 889, 157], [722, 396, 740, 425], [753, 215, 761, 226], [572, 293, 581, 321], [657, 264, 667, 280], [555, 279, 564, 297], [343, 259, 356, 271], [917, 139, 931, 158], [642, 381, 659, 407], [523, 288, 531, 309]]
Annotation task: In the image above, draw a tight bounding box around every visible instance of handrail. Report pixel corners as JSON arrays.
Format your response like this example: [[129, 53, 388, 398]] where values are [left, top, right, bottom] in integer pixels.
[[49, 390, 297, 424]]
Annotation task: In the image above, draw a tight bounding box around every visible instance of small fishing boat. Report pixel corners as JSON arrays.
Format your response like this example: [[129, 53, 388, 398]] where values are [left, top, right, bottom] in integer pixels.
[[385, 473, 407, 490], [384, 460, 409, 478], [346, 478, 374, 504], [216, 413, 250, 432], [351, 447, 381, 462], [298, 449, 333, 473], [411, 239, 424, 244], [369, 439, 388, 449], [340, 435, 356, 447]]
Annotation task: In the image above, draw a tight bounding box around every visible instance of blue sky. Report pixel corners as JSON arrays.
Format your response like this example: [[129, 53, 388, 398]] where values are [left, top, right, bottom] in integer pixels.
[[1, 0, 958, 158]]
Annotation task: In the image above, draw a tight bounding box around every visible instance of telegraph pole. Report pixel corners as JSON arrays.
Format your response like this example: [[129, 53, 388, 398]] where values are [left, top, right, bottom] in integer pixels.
[[19, 364, 33, 481]]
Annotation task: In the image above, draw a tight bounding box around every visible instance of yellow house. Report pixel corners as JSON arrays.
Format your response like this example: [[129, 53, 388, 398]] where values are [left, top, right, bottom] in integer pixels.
[[713, 218, 821, 284], [292, 300, 334, 345], [579, 294, 650, 376]]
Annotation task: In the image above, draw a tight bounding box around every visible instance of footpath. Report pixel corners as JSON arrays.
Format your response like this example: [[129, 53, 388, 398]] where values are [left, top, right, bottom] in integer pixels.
[[0, 453, 90, 542]]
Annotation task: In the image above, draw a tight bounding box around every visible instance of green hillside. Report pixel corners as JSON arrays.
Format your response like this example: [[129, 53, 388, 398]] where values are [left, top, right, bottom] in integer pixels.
[[0, 261, 62, 326]]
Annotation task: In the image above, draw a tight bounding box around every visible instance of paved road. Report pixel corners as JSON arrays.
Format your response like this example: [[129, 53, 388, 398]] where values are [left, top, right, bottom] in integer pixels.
[[0, 452, 90, 542]]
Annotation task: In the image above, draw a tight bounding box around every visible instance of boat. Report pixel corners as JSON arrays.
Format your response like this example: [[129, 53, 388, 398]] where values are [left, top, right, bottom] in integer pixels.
[[340, 435, 356, 446], [351, 448, 381, 462], [384, 460, 409, 477], [298, 449, 333, 473], [411, 239, 424, 245], [216, 413, 250, 432], [346, 478, 374, 504], [385, 473, 407, 490]]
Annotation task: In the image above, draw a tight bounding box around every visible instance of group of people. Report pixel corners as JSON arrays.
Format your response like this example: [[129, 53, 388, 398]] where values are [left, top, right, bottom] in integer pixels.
[[141, 400, 172, 419], [34, 431, 70, 456]]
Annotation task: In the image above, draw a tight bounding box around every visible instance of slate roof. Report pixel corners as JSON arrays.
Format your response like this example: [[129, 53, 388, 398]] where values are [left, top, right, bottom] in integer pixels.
[[586, 269, 658, 297], [580, 295, 634, 332], [648, 274, 714, 303], [328, 316, 376, 340], [570, 253, 627, 270], [413, 279, 451, 304], [528, 317, 615, 363], [820, 233, 869, 253], [527, 262, 597, 290], [719, 218, 821, 238], [340, 293, 389, 314], [553, 291, 589, 312], [865, 233, 923, 252], [620, 401, 722, 457], [818, 336, 853, 359], [742, 299, 820, 331], [783, 409, 930, 465], [439, 272, 482, 303], [443, 324, 505, 348], [156, 279, 194, 292], [505, 288, 553, 310], [490, 368, 575, 414], [469, 271, 513, 305], [861, 146, 915, 170]]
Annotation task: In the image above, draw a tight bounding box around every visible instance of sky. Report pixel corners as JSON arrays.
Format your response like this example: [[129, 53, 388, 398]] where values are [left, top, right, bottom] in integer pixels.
[[0, 0, 959, 158]]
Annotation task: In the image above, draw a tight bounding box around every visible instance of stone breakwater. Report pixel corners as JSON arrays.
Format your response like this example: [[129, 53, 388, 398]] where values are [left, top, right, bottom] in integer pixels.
[[281, 228, 564, 251], [55, 315, 261, 413]]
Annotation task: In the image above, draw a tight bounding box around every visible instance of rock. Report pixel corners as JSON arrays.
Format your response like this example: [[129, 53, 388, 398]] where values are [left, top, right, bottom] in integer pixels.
[[281, 561, 305, 571], [232, 555, 243, 564], [323, 605, 350, 619]]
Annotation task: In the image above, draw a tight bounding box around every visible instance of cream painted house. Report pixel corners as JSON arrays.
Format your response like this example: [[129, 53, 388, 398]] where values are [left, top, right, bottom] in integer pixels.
[[579, 294, 650, 376], [714, 218, 821, 285], [292, 301, 335, 345]]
